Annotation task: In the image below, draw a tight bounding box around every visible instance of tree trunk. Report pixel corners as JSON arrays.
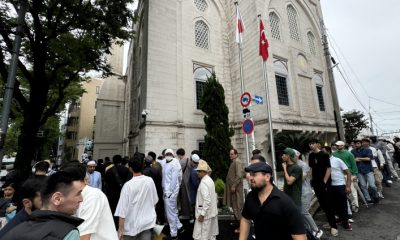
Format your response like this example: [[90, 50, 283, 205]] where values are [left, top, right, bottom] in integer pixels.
[[15, 85, 48, 176]]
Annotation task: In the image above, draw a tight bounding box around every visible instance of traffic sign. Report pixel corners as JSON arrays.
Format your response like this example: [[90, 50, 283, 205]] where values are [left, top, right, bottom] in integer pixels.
[[242, 108, 251, 119], [240, 92, 252, 107], [253, 95, 264, 104], [242, 119, 254, 134]]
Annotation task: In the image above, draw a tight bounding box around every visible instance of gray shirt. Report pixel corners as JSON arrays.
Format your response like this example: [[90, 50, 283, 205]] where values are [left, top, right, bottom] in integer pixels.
[[297, 160, 312, 196]]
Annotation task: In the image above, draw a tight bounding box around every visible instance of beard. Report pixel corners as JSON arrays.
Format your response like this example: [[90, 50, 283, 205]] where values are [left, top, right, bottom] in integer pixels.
[[250, 179, 267, 192]]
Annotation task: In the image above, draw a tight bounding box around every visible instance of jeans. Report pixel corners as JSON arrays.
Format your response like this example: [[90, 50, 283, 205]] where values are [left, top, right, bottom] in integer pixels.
[[357, 172, 378, 201], [301, 192, 319, 232]]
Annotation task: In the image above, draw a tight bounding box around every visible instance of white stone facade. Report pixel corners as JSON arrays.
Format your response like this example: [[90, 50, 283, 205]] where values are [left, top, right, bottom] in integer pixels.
[[125, 0, 337, 161]]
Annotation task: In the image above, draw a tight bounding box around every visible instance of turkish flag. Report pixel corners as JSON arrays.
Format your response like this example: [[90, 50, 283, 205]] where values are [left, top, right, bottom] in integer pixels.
[[259, 19, 269, 61]]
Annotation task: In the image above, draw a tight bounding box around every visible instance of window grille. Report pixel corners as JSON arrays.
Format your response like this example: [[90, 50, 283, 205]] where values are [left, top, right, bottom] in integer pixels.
[[287, 5, 300, 41], [194, 65, 213, 109], [195, 20, 209, 49], [316, 85, 326, 111], [308, 32, 316, 55], [194, 0, 208, 12], [269, 12, 281, 40], [275, 75, 289, 106]]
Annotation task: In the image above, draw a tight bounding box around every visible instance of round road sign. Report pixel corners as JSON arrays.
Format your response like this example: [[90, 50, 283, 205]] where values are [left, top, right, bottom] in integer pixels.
[[240, 92, 252, 108], [242, 119, 254, 134]]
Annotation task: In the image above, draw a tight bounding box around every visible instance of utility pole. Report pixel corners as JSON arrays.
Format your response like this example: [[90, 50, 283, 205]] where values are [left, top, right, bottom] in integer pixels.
[[0, 1, 27, 169], [320, 19, 345, 141]]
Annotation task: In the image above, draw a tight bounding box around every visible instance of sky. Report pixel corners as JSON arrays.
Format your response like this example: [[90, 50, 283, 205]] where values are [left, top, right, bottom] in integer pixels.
[[321, 0, 400, 134]]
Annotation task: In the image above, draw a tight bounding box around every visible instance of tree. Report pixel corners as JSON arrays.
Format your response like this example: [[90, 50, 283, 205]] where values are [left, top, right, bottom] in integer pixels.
[[0, 0, 135, 175], [273, 131, 316, 171], [200, 73, 234, 180], [342, 110, 368, 143]]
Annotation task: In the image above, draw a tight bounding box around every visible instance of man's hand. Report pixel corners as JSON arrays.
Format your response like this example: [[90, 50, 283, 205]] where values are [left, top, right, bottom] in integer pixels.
[[230, 186, 236, 193], [282, 162, 287, 170], [198, 215, 205, 222], [345, 186, 351, 194]]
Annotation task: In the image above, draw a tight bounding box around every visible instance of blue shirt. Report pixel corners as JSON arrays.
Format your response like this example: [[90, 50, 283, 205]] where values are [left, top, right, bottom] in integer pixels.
[[351, 148, 373, 174], [0, 209, 30, 238], [88, 171, 102, 189]]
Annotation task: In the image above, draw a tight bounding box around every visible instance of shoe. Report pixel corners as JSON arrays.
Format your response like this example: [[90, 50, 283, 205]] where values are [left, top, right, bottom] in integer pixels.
[[348, 218, 354, 223], [373, 197, 380, 204], [387, 180, 393, 184], [352, 206, 359, 213], [331, 228, 339, 237], [177, 227, 185, 235], [343, 223, 352, 231], [314, 229, 323, 238], [378, 192, 385, 199]]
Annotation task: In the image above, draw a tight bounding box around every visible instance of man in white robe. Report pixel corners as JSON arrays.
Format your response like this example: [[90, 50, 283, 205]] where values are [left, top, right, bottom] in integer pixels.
[[193, 160, 219, 240]]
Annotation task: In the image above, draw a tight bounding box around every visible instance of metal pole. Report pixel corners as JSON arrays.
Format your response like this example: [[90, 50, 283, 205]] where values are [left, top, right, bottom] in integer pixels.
[[320, 19, 345, 140], [0, 0, 27, 168], [235, 2, 250, 166], [262, 61, 277, 181]]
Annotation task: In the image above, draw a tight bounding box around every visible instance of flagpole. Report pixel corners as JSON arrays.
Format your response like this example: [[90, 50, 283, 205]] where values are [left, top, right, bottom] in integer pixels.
[[235, 1, 250, 166], [258, 14, 277, 182]]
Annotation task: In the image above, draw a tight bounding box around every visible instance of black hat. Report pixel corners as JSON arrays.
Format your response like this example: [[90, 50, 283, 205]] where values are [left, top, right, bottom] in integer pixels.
[[245, 162, 273, 174]]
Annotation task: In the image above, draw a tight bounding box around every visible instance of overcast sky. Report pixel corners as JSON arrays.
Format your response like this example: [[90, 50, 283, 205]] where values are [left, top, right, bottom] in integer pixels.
[[321, 0, 400, 134]]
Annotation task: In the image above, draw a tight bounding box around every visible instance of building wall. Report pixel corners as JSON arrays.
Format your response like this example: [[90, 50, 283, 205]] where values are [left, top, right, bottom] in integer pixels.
[[126, 0, 337, 162]]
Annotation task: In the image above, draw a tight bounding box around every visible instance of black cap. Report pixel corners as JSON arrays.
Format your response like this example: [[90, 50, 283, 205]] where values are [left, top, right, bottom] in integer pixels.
[[245, 162, 273, 174]]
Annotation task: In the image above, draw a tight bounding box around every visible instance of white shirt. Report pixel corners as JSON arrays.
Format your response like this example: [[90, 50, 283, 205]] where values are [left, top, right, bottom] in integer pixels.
[[162, 158, 182, 197], [330, 156, 348, 186], [75, 185, 118, 240], [115, 175, 158, 236]]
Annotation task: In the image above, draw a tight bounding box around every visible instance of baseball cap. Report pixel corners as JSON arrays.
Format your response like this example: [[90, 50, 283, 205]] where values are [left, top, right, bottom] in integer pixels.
[[245, 162, 272, 174]]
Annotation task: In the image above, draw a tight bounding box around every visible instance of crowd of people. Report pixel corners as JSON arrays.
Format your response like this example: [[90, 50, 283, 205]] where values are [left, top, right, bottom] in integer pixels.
[[0, 135, 399, 240]]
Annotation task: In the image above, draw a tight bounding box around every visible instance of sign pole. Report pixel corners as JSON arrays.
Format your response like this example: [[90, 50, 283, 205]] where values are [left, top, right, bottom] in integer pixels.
[[235, 2, 250, 166], [259, 15, 277, 182]]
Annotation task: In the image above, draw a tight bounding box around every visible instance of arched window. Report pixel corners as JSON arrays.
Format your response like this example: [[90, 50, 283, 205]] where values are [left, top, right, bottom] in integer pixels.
[[193, 64, 213, 109], [274, 60, 290, 106], [195, 20, 209, 49], [287, 5, 300, 41], [307, 32, 316, 55], [269, 12, 281, 40], [194, 0, 208, 12], [313, 74, 325, 111]]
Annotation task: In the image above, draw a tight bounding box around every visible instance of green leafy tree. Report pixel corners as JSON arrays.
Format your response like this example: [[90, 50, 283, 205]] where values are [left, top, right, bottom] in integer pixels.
[[200, 73, 234, 180], [273, 131, 316, 171], [342, 110, 368, 143], [0, 0, 135, 175]]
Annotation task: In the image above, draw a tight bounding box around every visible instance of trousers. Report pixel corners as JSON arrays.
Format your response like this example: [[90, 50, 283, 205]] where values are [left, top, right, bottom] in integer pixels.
[[164, 195, 182, 237]]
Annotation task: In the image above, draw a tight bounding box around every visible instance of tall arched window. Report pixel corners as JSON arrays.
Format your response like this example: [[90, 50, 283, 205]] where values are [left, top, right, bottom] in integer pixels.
[[313, 74, 325, 111], [194, 0, 208, 12], [195, 20, 209, 49], [269, 12, 281, 40], [193, 64, 213, 109], [274, 60, 290, 106], [307, 32, 316, 55], [287, 5, 300, 41]]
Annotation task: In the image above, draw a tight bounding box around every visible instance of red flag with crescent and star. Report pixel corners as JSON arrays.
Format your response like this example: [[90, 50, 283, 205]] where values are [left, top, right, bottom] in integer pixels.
[[259, 19, 269, 61], [236, 4, 245, 43]]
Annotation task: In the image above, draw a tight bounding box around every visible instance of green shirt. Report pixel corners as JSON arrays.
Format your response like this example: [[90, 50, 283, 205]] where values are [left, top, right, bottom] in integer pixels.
[[283, 163, 303, 207], [332, 150, 359, 176]]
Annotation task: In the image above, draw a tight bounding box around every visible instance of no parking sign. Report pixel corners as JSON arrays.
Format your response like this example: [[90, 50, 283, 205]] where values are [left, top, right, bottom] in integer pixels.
[[242, 119, 254, 134]]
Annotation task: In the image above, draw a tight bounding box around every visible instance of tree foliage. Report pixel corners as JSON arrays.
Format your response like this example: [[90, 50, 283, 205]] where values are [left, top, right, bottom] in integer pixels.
[[342, 110, 368, 143], [0, 0, 135, 175], [200, 73, 234, 180]]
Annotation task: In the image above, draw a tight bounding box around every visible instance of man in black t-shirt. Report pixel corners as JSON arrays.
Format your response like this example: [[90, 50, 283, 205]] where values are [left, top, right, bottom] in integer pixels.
[[239, 162, 306, 240], [308, 139, 338, 236]]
